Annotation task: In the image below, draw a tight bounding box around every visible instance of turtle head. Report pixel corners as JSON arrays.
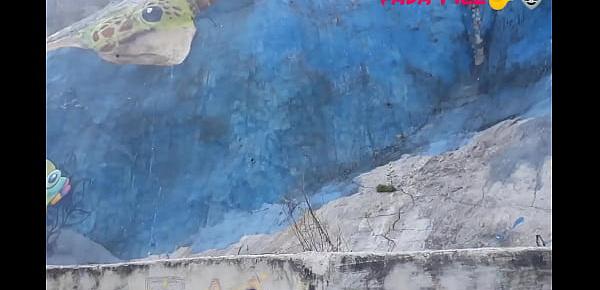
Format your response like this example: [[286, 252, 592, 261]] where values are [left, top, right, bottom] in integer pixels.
[[47, 0, 207, 66]]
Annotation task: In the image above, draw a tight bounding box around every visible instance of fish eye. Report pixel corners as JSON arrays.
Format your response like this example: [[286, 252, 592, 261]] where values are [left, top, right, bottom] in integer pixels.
[[47, 170, 61, 188], [142, 6, 163, 23]]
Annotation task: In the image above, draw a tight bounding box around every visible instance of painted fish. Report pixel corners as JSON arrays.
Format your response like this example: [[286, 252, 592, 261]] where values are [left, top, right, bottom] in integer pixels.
[[46, 159, 72, 208], [46, 0, 216, 65]]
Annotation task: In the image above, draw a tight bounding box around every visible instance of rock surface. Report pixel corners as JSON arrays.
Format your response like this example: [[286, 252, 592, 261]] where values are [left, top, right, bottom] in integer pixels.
[[199, 115, 551, 256]]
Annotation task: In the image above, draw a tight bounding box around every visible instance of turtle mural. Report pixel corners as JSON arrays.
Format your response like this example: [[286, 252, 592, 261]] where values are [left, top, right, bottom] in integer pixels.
[[46, 0, 216, 65]]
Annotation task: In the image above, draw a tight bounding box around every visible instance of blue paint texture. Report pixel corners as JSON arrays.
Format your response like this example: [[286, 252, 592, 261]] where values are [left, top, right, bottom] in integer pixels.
[[512, 217, 525, 229]]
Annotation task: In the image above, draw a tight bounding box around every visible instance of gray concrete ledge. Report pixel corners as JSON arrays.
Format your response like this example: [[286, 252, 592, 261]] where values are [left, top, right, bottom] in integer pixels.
[[47, 247, 552, 290]]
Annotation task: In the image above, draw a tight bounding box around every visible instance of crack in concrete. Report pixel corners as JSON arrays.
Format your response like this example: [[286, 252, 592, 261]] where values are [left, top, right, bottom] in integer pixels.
[[530, 166, 543, 207], [363, 214, 397, 252]]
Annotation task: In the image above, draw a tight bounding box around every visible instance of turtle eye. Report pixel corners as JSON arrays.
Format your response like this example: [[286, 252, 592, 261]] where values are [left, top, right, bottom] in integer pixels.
[[142, 6, 163, 23], [47, 170, 61, 188]]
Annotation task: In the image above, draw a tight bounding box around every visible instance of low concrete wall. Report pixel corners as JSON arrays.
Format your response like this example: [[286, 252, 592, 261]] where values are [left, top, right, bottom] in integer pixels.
[[46, 247, 551, 290]]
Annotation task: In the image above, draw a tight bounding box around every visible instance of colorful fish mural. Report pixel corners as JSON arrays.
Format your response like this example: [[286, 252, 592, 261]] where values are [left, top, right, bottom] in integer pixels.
[[46, 159, 72, 209]]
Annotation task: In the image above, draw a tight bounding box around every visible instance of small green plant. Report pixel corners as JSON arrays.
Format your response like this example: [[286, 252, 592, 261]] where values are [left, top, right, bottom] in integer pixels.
[[376, 184, 397, 193], [377, 163, 397, 193]]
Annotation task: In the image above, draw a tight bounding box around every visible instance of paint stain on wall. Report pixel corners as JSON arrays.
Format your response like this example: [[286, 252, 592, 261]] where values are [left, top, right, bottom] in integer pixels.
[[205, 273, 268, 290], [208, 279, 222, 290], [146, 276, 185, 290]]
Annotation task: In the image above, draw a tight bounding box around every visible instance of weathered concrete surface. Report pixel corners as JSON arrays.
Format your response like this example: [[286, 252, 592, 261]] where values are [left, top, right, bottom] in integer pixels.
[[47, 247, 551, 290]]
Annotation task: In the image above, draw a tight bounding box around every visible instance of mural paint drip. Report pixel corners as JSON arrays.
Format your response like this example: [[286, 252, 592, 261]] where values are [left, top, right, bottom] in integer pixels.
[[512, 216, 525, 230], [146, 276, 185, 290], [205, 273, 268, 290], [496, 217, 525, 242], [208, 279, 222, 290]]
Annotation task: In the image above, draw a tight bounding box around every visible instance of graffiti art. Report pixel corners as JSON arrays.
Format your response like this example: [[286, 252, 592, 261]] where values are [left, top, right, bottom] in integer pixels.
[[47, 0, 216, 65], [46, 159, 72, 209]]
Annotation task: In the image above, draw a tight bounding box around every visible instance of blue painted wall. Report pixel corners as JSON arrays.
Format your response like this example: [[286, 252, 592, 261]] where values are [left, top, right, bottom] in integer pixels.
[[46, 0, 551, 259]]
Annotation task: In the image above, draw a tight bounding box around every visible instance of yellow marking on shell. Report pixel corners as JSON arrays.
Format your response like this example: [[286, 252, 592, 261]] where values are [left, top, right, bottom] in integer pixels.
[[50, 193, 63, 205]]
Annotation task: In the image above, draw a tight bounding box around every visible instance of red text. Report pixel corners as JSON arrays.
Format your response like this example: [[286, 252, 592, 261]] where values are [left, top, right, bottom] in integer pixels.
[[380, 0, 486, 5]]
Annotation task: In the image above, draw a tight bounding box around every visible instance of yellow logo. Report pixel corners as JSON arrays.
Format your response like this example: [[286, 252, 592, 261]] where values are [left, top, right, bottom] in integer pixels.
[[489, 0, 512, 11]]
